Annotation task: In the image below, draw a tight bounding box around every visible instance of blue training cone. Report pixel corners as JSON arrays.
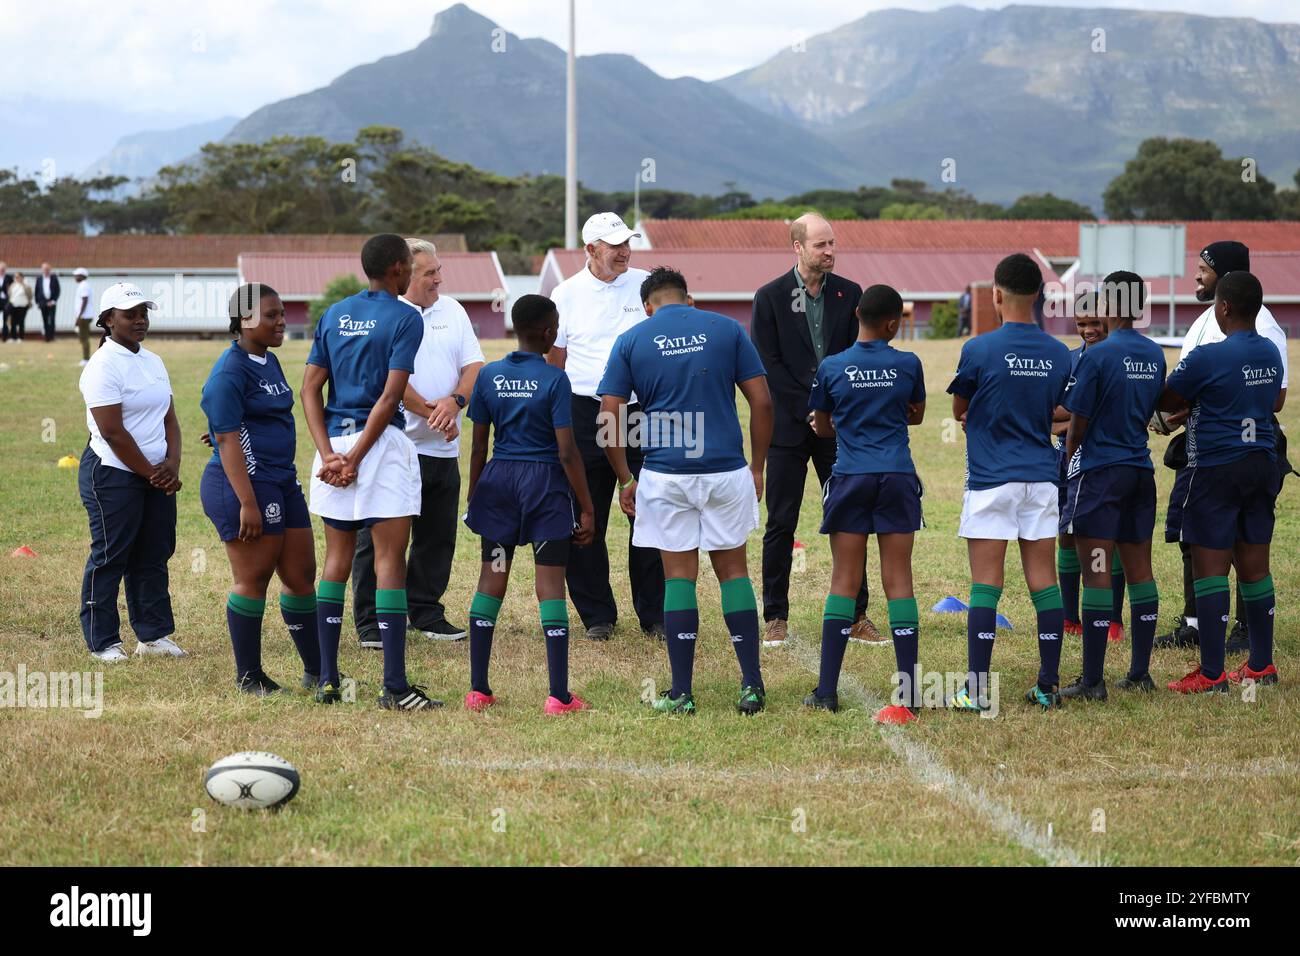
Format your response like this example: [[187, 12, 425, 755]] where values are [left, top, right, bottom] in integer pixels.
[[995, 613, 1013, 630], [932, 596, 968, 613]]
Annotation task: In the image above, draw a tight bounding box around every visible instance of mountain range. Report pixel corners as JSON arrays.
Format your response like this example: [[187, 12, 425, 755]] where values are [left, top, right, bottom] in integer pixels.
[[67, 3, 1300, 209]]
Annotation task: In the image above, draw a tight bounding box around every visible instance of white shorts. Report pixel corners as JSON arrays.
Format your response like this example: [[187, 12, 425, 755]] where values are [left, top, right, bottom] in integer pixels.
[[308, 425, 421, 523], [631, 466, 759, 553], [958, 481, 1059, 541]]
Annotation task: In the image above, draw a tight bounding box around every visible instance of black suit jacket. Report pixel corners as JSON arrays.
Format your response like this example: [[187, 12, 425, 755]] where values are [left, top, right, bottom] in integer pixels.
[[0, 274, 10, 307], [34, 274, 60, 306], [749, 268, 862, 447]]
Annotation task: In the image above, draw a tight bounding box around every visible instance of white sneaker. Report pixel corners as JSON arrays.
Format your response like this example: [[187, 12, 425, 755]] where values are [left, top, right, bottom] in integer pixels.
[[91, 642, 128, 662], [134, 636, 187, 657], [77, 359, 89, 367]]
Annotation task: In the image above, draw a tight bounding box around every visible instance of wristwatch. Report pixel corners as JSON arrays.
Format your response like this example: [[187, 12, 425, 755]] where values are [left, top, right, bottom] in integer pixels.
[[452, 393, 467, 409]]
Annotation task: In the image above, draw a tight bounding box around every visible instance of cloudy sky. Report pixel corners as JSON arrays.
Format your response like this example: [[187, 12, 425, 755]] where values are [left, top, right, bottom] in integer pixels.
[[2, 0, 1296, 177], [7, 0, 1297, 116]]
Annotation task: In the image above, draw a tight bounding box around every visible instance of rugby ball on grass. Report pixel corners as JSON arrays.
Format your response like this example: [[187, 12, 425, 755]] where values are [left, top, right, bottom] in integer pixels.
[[204, 751, 300, 810]]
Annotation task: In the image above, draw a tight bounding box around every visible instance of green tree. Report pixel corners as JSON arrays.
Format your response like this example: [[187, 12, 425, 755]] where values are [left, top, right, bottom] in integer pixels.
[[925, 301, 960, 339], [1002, 192, 1095, 220], [1103, 137, 1278, 220], [308, 274, 365, 330], [879, 202, 945, 220]]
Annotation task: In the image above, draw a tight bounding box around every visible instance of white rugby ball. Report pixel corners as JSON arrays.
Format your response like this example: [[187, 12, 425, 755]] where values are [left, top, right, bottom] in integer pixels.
[[204, 751, 300, 810], [1149, 409, 1174, 436]]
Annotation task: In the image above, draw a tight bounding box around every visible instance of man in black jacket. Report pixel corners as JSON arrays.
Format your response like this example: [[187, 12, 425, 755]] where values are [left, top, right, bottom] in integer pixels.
[[34, 263, 61, 343], [750, 213, 877, 645]]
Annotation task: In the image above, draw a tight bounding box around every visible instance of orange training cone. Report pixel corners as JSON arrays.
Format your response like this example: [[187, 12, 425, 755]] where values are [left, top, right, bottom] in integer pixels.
[[11, 546, 37, 558]]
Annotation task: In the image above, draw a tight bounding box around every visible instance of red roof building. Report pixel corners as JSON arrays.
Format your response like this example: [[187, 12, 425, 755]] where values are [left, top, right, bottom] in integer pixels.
[[239, 251, 509, 337]]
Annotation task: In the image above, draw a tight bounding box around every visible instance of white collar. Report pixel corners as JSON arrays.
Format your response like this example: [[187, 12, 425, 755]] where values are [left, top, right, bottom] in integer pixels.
[[102, 338, 144, 358]]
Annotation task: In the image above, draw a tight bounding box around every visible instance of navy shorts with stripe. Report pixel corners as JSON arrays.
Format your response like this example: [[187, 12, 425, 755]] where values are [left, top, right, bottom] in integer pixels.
[[466, 458, 575, 544], [1179, 451, 1279, 550], [1060, 464, 1156, 542], [1164, 466, 1193, 543], [200, 459, 311, 542], [819, 471, 923, 535]]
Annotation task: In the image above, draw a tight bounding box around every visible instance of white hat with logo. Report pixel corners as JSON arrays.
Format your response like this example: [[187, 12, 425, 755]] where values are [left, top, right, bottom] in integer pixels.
[[98, 281, 158, 315], [582, 212, 640, 247]]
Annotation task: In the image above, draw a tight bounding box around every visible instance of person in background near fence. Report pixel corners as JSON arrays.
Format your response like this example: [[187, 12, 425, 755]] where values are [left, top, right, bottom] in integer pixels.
[[958, 284, 972, 337], [73, 267, 93, 366], [750, 212, 877, 647], [35, 263, 60, 342], [77, 282, 185, 662], [5, 271, 31, 342], [199, 284, 322, 695], [0, 262, 10, 341], [546, 212, 665, 642], [1153, 241, 1291, 655], [351, 238, 485, 648]]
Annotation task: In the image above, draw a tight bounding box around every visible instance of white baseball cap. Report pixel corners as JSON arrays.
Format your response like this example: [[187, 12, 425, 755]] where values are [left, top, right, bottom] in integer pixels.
[[582, 212, 640, 247], [99, 281, 158, 315], [73, 267, 89, 278]]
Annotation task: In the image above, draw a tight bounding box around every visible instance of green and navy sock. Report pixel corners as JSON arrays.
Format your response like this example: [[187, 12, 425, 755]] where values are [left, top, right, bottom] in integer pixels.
[[664, 578, 698, 699], [468, 591, 502, 695], [540, 598, 571, 704], [226, 593, 265, 681], [1111, 552, 1126, 627], [1057, 546, 1081, 626], [1031, 584, 1065, 689], [1080, 585, 1112, 686], [376, 588, 409, 693], [817, 593, 856, 698], [279, 592, 320, 676], [315, 580, 346, 687], [1127, 579, 1158, 680], [1194, 575, 1231, 680], [966, 583, 1002, 696], [888, 596, 920, 708], [720, 576, 762, 690], [1240, 575, 1275, 671]]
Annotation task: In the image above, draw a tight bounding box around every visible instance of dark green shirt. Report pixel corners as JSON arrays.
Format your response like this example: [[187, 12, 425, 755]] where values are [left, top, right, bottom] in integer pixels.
[[793, 267, 826, 362]]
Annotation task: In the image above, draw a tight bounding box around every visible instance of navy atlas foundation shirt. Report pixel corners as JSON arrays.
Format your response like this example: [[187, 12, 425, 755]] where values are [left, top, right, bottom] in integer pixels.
[[1063, 328, 1166, 476], [598, 303, 766, 475], [200, 343, 297, 484], [468, 351, 572, 464], [809, 339, 925, 476], [1166, 329, 1282, 468], [947, 321, 1071, 490], [307, 289, 423, 437]]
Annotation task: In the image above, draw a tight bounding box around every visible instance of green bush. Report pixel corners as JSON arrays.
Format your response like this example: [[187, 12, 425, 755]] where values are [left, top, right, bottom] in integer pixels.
[[925, 301, 960, 339], [308, 274, 365, 330]]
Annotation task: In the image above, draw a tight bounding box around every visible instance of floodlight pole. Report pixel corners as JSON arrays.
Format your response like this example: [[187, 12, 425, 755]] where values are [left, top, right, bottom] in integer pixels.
[[565, 0, 578, 249]]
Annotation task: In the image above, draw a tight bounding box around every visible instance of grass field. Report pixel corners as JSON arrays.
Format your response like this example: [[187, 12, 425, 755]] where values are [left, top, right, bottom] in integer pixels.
[[1, 334, 1297, 866]]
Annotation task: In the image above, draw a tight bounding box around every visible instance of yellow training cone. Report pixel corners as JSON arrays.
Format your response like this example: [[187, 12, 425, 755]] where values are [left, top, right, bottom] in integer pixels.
[[58, 454, 78, 468]]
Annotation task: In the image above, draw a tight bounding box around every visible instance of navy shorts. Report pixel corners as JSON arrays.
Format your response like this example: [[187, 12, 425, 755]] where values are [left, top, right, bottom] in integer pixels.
[[1164, 466, 1193, 543], [466, 459, 575, 544], [200, 459, 310, 542], [819, 471, 923, 535], [1060, 464, 1156, 542], [1179, 452, 1279, 550]]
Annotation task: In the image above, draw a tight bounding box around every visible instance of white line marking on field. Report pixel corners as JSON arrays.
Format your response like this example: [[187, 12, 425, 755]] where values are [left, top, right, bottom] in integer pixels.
[[436, 755, 894, 786], [786, 638, 1098, 867]]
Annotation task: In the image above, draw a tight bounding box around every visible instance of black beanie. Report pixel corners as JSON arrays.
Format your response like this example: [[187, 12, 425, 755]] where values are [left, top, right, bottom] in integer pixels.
[[1200, 240, 1250, 276]]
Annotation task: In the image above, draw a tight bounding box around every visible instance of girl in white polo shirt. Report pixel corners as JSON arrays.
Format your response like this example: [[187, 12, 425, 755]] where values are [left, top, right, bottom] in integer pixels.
[[77, 282, 186, 661]]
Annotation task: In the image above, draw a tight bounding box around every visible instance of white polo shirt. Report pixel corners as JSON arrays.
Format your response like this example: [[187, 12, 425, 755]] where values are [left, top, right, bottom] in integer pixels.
[[1179, 302, 1289, 389], [76, 280, 93, 319], [402, 294, 486, 458], [552, 263, 650, 398], [79, 339, 173, 471]]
